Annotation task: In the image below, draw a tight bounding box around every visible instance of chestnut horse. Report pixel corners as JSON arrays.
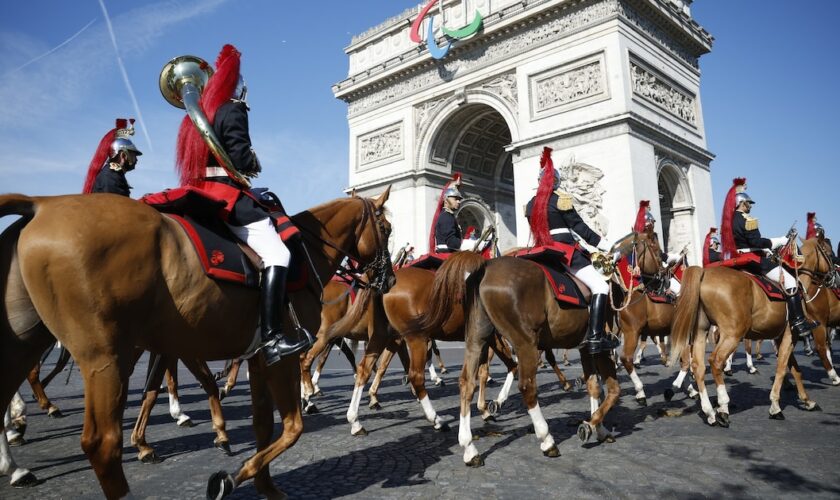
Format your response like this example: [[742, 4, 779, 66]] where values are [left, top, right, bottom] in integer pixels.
[[456, 234, 655, 466], [668, 254, 818, 427], [799, 237, 840, 385], [0, 189, 393, 499]]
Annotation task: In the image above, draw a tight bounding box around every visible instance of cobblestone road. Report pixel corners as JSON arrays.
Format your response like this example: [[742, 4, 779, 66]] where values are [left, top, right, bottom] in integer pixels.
[[2, 343, 839, 499]]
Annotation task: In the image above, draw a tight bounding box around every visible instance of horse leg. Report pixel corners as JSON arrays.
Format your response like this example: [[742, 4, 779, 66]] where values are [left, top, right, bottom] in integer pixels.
[[516, 345, 558, 457], [182, 358, 231, 455], [620, 328, 647, 406], [458, 306, 493, 467], [427, 340, 444, 387], [6, 393, 26, 443], [130, 354, 168, 464], [786, 348, 818, 411], [368, 343, 396, 410], [770, 330, 796, 419], [691, 328, 717, 425], [475, 346, 492, 421], [487, 335, 518, 413], [26, 362, 61, 417], [432, 339, 447, 373], [544, 348, 572, 392], [812, 324, 840, 385], [299, 333, 331, 411], [39, 345, 72, 390], [1, 406, 36, 487], [579, 353, 618, 443], [633, 337, 645, 367], [163, 357, 193, 427], [745, 338, 758, 374], [346, 329, 389, 436], [220, 359, 242, 401], [406, 335, 448, 431], [708, 334, 741, 427]]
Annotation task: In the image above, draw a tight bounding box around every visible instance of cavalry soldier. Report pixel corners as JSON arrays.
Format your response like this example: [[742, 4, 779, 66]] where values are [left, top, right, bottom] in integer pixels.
[[806, 212, 839, 266], [633, 200, 683, 295], [526, 147, 616, 354], [702, 227, 722, 266], [175, 44, 312, 365], [720, 178, 818, 340], [82, 118, 142, 196], [429, 173, 482, 253]]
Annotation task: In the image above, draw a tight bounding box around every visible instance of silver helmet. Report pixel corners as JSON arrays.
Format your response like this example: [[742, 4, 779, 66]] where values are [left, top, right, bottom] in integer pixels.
[[538, 167, 561, 190], [443, 185, 463, 199], [644, 210, 656, 227], [734, 191, 754, 208], [709, 234, 721, 247], [234, 74, 248, 102], [814, 221, 825, 237], [109, 137, 142, 158]]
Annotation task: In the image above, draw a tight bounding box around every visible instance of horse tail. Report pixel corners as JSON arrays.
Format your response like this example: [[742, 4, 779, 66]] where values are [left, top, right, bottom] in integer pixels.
[[0, 194, 36, 219], [325, 287, 374, 339], [417, 252, 487, 331], [463, 263, 494, 345], [668, 265, 703, 367], [40, 345, 72, 389]]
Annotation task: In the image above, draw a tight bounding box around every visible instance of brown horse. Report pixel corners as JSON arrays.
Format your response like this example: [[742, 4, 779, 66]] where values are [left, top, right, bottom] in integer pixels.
[[0, 189, 393, 499], [455, 234, 656, 466], [799, 237, 840, 385], [341, 252, 521, 436], [668, 256, 818, 426]]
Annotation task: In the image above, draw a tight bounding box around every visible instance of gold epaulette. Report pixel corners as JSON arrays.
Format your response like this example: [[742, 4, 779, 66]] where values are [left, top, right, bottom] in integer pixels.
[[742, 213, 759, 231], [555, 189, 573, 211], [109, 162, 123, 172]]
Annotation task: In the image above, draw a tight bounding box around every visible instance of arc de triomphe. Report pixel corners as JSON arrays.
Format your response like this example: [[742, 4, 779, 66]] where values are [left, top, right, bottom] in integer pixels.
[[333, 0, 715, 261]]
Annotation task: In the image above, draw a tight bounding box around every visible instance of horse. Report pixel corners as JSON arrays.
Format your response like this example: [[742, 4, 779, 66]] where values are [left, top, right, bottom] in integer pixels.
[[339, 251, 522, 436], [799, 236, 840, 385], [455, 233, 654, 466], [0, 189, 393, 499], [668, 250, 819, 427]]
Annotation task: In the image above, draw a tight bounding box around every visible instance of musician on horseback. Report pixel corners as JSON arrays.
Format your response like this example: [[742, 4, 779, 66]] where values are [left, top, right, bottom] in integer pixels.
[[721, 178, 818, 340], [82, 119, 142, 196], [174, 44, 312, 365], [634, 200, 683, 295], [526, 147, 617, 354]]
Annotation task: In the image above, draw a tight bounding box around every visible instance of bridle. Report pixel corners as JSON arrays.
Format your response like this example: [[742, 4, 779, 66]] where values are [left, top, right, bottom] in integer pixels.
[[610, 233, 662, 311], [798, 239, 839, 301]]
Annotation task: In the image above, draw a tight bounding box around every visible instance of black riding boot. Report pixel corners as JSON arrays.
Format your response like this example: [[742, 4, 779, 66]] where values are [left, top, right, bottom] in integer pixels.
[[260, 266, 313, 366], [786, 290, 818, 342], [585, 294, 618, 354]]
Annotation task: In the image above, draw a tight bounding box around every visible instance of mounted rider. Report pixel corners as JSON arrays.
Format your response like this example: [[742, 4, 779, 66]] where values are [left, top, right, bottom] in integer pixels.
[[82, 118, 142, 197], [525, 147, 617, 354], [174, 44, 313, 365], [430, 173, 482, 253], [633, 200, 684, 296], [720, 178, 818, 340], [806, 212, 839, 266], [702, 227, 721, 266]]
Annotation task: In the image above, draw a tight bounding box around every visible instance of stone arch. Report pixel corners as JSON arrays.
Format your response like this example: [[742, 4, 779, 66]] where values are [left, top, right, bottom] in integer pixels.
[[657, 157, 694, 253]]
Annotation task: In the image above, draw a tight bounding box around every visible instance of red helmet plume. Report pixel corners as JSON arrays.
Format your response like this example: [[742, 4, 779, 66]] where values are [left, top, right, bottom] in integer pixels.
[[429, 173, 462, 251], [806, 212, 817, 240], [720, 177, 746, 259], [633, 200, 651, 233], [529, 147, 556, 247], [702, 227, 718, 267], [175, 44, 242, 186]]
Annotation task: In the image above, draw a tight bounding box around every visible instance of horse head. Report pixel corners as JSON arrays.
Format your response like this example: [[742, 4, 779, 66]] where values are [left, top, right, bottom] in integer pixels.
[[612, 231, 662, 277], [351, 187, 396, 293], [800, 236, 834, 278]]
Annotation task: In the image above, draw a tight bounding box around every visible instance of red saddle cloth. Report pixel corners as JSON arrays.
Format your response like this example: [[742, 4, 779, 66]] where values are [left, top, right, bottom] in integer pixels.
[[330, 275, 359, 304], [514, 245, 587, 307], [140, 187, 306, 290], [832, 288, 840, 300], [706, 253, 785, 301], [407, 252, 453, 272]]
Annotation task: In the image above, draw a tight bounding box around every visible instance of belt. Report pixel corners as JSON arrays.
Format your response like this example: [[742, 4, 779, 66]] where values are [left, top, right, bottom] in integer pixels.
[[550, 228, 571, 235], [737, 248, 763, 254], [205, 167, 228, 178]]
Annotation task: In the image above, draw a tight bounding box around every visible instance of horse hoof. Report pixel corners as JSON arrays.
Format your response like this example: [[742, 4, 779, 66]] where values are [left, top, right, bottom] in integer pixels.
[[769, 411, 785, 421], [12, 423, 26, 437], [47, 408, 64, 418], [542, 444, 560, 458], [312, 389, 322, 397], [368, 402, 382, 411], [487, 400, 501, 417], [178, 417, 195, 428], [465, 455, 484, 468], [215, 440, 232, 456], [633, 363, 641, 369], [218, 388, 228, 402], [11, 471, 39, 488], [636, 397, 647, 407], [440, 367, 448, 374], [304, 403, 319, 415], [577, 423, 592, 443], [352, 427, 368, 436], [140, 452, 163, 464], [8, 435, 26, 447], [724, 370, 733, 377], [482, 413, 496, 423], [486, 378, 497, 386], [749, 367, 758, 375], [401, 375, 409, 385], [831, 378, 840, 387], [599, 434, 616, 444], [802, 401, 821, 412], [434, 379, 444, 387], [435, 422, 451, 432], [207, 470, 236, 500], [716, 412, 730, 428], [664, 388, 675, 402]]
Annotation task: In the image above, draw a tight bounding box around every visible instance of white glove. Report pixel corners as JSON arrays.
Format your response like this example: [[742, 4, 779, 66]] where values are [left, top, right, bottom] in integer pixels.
[[459, 239, 476, 251], [769, 236, 787, 249], [665, 252, 681, 265], [596, 239, 611, 253]]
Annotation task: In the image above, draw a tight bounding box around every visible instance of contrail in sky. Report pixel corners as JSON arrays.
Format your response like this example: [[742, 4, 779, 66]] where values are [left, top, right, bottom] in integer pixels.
[[98, 0, 153, 152], [5, 18, 97, 76]]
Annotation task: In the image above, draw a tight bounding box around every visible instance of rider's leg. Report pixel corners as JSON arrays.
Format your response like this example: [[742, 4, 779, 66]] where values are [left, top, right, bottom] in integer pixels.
[[226, 218, 312, 364], [574, 265, 614, 354], [765, 265, 817, 341]]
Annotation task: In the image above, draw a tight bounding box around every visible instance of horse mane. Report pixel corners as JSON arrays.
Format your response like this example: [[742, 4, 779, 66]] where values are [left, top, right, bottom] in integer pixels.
[[415, 252, 486, 332]]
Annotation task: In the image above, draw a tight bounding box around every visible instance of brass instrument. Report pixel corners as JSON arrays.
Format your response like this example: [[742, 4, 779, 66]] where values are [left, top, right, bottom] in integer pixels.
[[159, 55, 251, 188], [591, 251, 616, 279]]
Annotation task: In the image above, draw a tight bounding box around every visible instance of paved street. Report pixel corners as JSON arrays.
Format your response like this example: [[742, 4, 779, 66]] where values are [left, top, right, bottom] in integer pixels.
[[2, 342, 839, 499]]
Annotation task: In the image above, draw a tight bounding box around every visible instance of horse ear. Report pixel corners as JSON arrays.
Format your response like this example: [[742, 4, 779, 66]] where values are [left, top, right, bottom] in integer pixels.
[[349, 188, 357, 198], [374, 185, 391, 209]]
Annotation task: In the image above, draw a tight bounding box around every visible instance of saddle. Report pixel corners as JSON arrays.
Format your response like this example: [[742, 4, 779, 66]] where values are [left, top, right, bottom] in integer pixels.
[[514, 245, 589, 308], [140, 186, 308, 291], [615, 256, 675, 304], [707, 253, 785, 301], [406, 252, 453, 272]]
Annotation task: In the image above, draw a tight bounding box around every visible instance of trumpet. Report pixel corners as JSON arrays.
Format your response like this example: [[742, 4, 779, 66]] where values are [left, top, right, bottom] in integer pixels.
[[591, 251, 616, 279]]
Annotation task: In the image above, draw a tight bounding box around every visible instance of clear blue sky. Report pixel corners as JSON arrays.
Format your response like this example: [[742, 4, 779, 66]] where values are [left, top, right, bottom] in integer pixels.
[[1, 0, 838, 242]]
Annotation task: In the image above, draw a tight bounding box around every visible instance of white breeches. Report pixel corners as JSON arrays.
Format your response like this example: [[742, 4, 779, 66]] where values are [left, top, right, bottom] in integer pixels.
[[764, 265, 796, 292], [575, 265, 609, 295], [669, 277, 681, 296], [225, 217, 291, 268]]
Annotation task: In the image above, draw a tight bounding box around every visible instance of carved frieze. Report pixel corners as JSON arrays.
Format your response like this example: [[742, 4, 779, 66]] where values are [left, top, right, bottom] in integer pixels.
[[415, 96, 448, 137], [529, 53, 607, 119], [630, 60, 697, 125], [557, 157, 609, 235], [475, 73, 518, 110], [357, 122, 403, 169]]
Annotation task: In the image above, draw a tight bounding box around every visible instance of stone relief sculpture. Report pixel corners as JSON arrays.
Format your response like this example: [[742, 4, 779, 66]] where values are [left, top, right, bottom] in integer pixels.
[[358, 124, 402, 166], [557, 156, 608, 235], [478, 73, 518, 109], [630, 63, 697, 125], [535, 61, 603, 112]]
